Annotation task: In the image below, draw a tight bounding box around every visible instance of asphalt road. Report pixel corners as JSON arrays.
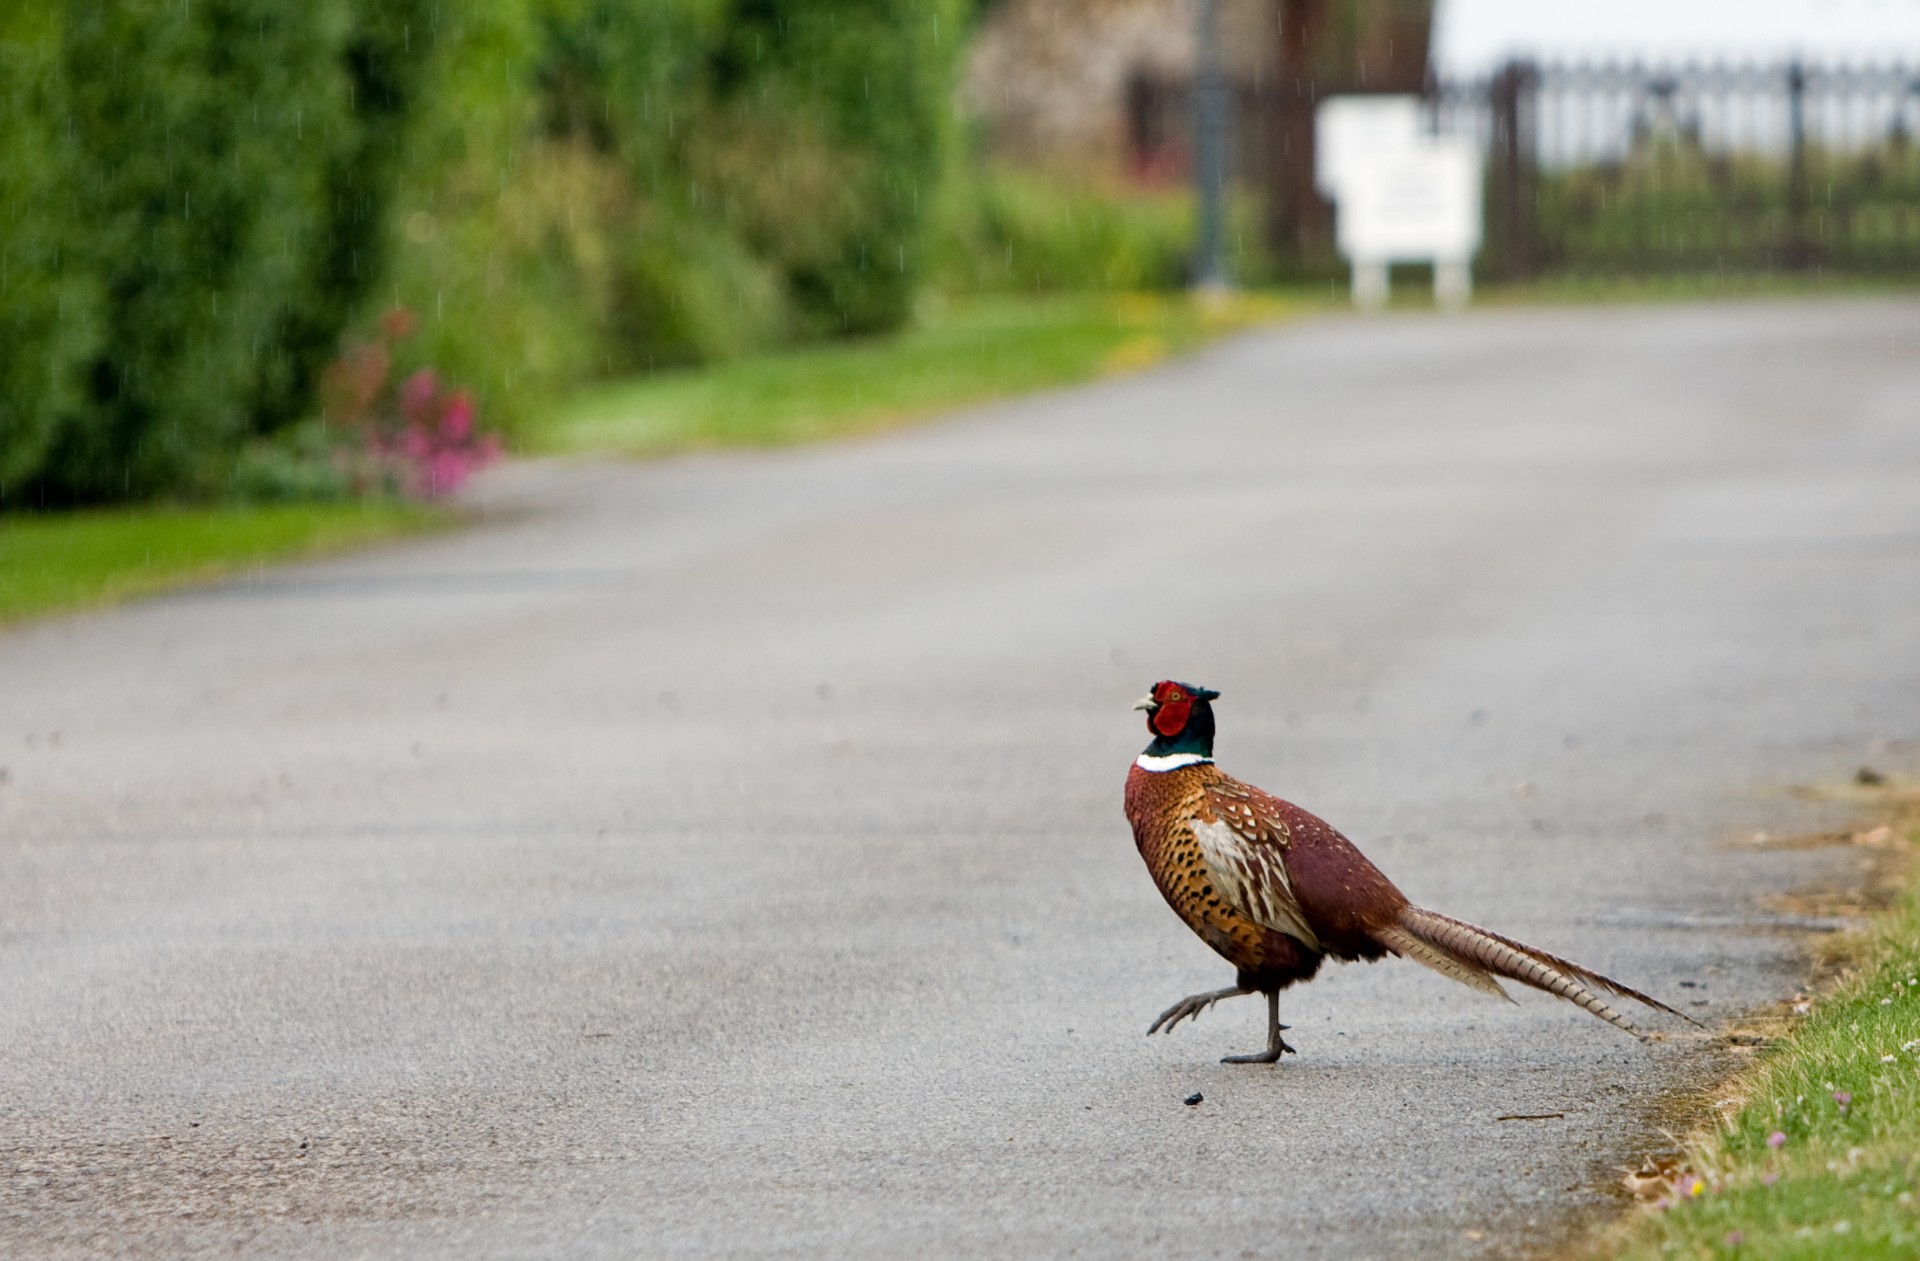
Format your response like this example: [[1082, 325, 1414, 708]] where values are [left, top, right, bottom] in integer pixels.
[[4, 301, 1919, 1259]]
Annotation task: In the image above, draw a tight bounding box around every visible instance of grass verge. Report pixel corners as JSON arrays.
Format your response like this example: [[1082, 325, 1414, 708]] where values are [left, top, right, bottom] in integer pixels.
[[1479, 271, 1920, 309], [539, 291, 1295, 457], [0, 501, 444, 629], [1590, 792, 1920, 1259]]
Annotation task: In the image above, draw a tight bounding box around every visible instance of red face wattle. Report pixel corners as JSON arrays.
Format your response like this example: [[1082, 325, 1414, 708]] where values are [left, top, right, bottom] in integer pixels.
[[1148, 680, 1192, 738]]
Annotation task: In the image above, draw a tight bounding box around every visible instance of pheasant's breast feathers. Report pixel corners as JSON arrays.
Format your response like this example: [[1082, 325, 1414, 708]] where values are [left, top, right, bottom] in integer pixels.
[[1200, 779, 1292, 848], [1191, 781, 1322, 950], [1121, 763, 1413, 959], [1125, 763, 1309, 974]]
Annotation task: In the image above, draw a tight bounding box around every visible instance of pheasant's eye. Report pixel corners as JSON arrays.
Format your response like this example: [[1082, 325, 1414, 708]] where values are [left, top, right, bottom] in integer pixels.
[[1166, 691, 1183, 702]]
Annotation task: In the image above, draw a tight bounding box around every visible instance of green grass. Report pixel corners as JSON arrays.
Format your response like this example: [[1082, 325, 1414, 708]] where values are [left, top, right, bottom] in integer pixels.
[[1478, 270, 1920, 308], [1595, 805, 1920, 1259], [539, 291, 1295, 457], [0, 501, 443, 628]]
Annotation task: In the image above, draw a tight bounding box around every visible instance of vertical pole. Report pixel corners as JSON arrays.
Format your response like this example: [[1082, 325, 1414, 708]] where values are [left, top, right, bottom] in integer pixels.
[[1519, 63, 1537, 275], [1786, 59, 1809, 268], [1489, 60, 1537, 280], [1490, 65, 1518, 278], [1264, 0, 1329, 271], [1193, 0, 1231, 291]]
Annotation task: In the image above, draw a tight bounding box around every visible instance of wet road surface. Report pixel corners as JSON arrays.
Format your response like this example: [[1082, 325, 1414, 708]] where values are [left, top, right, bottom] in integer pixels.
[[4, 300, 1919, 1258]]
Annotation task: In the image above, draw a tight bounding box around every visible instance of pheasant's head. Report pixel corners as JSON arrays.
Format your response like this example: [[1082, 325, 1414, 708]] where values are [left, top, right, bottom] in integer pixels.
[[1132, 680, 1220, 755]]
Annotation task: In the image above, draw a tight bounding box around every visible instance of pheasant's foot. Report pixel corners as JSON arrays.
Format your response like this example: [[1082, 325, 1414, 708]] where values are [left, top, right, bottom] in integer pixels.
[[1147, 986, 1249, 1035], [1219, 992, 1297, 1063], [1220, 1035, 1296, 1065]]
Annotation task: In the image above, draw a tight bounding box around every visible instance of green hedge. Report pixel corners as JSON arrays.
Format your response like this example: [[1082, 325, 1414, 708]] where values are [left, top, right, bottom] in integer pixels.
[[703, 0, 956, 334], [1, 2, 437, 504], [937, 169, 1197, 293], [0, 11, 95, 495], [1, 0, 964, 502], [248, 0, 440, 438], [933, 166, 1275, 295], [380, 0, 963, 437]]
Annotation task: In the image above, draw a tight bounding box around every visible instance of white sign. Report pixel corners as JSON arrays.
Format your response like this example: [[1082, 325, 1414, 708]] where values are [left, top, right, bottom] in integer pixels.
[[1331, 136, 1482, 262], [1315, 95, 1483, 308], [1314, 96, 1423, 198]]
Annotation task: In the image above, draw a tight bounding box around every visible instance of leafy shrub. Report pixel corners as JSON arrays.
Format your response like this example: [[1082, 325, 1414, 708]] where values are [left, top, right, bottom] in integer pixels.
[[227, 424, 357, 504], [38, 3, 350, 500], [702, 0, 961, 334], [248, 0, 441, 438], [935, 166, 1271, 294], [6, 1, 439, 504], [5, 0, 965, 502], [0, 14, 98, 501], [608, 216, 788, 370], [938, 169, 1194, 292], [379, 0, 965, 434], [233, 308, 498, 502]]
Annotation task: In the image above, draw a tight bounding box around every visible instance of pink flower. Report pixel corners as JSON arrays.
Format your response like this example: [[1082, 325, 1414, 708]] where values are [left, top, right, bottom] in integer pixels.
[[439, 452, 471, 493], [1833, 1091, 1851, 1109], [441, 390, 474, 442], [400, 369, 439, 424], [1766, 1131, 1787, 1148], [321, 320, 497, 502], [1725, 1230, 1744, 1248], [400, 423, 431, 462]]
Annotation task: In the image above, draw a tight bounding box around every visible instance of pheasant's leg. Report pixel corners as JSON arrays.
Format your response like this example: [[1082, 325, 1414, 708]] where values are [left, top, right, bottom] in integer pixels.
[[1147, 986, 1249, 1035], [1220, 990, 1298, 1064]]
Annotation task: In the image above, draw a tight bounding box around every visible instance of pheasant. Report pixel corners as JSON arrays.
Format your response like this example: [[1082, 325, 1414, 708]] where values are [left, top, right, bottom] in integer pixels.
[[1124, 680, 1694, 1063]]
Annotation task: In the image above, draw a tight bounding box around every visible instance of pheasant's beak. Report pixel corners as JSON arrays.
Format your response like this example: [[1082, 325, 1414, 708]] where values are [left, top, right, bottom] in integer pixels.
[[1131, 694, 1157, 712]]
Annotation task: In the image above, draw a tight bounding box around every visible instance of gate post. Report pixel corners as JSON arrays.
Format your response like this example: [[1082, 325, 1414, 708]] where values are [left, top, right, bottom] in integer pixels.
[[1785, 59, 1811, 269], [1192, 0, 1231, 289], [1489, 60, 1538, 279]]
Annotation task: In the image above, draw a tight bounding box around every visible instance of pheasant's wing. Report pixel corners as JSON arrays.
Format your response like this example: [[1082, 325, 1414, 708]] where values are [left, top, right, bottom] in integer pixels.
[[1194, 778, 1321, 951]]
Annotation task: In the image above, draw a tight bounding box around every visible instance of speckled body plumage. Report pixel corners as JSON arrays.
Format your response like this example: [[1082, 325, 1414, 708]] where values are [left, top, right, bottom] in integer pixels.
[[1125, 760, 1400, 990], [1124, 680, 1694, 1063]]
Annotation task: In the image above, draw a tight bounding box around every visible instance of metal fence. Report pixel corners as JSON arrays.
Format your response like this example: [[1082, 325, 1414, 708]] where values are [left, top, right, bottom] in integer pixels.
[[1435, 60, 1920, 277]]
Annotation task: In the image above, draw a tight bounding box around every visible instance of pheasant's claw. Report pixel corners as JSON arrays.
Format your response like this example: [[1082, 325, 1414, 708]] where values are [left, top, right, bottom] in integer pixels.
[[1148, 996, 1210, 1035], [1149, 1000, 1194, 1033], [1148, 987, 1247, 1036]]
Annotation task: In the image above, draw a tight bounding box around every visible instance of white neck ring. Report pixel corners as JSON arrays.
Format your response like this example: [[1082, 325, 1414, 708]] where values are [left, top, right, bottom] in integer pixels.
[[1134, 753, 1214, 772]]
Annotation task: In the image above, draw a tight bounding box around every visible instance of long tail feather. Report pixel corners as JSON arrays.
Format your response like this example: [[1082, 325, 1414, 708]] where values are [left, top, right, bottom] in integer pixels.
[[1389, 906, 1701, 1039], [1414, 908, 1701, 1025], [1373, 925, 1513, 1003]]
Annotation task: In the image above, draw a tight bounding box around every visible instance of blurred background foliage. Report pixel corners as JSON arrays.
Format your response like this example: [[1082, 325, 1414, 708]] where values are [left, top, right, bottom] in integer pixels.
[[2, 0, 449, 503], [3, 0, 1201, 507], [936, 167, 1266, 294]]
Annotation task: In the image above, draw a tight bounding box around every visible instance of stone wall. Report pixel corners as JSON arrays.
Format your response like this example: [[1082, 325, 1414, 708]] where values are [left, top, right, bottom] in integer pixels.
[[963, 0, 1276, 176]]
